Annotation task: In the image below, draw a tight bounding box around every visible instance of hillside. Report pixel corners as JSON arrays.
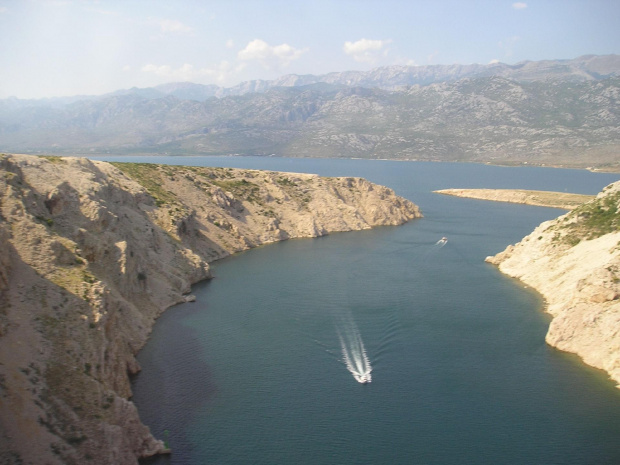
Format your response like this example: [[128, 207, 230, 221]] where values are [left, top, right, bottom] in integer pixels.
[[487, 181, 620, 386], [1, 55, 619, 170], [0, 154, 420, 464], [1, 76, 619, 170]]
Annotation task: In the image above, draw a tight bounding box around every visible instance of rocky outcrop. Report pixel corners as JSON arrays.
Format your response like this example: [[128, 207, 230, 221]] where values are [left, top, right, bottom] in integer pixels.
[[0, 154, 420, 464], [486, 181, 620, 386]]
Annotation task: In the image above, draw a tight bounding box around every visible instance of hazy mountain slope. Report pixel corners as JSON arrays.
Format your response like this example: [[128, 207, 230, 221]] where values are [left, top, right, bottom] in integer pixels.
[[289, 77, 620, 166], [0, 154, 420, 464], [4, 55, 619, 107], [2, 76, 617, 169]]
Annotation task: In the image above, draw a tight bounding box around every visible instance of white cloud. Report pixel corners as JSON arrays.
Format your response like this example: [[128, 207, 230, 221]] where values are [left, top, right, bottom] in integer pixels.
[[512, 2, 527, 9], [489, 59, 500, 64], [149, 17, 193, 34], [85, 6, 123, 17], [238, 39, 308, 69], [343, 38, 392, 63], [226, 39, 235, 49], [204, 61, 247, 84], [141, 62, 246, 85]]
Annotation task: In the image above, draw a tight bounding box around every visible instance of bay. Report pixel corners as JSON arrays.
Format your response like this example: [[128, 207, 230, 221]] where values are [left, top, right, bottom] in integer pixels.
[[94, 156, 620, 465]]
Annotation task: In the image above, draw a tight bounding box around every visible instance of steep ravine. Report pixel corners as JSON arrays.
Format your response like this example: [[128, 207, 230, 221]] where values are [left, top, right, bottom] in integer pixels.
[[487, 180, 620, 387], [0, 154, 421, 464]]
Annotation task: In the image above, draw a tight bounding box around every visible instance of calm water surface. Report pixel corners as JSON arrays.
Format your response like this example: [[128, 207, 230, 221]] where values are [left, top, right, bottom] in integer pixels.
[[95, 157, 620, 464]]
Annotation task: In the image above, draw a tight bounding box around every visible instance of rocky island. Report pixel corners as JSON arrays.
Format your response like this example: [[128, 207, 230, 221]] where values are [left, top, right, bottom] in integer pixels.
[[0, 154, 421, 464], [487, 181, 620, 387]]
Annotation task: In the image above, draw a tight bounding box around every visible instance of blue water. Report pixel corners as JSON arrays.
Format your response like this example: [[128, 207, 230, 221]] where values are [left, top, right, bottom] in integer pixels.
[[107, 157, 620, 465]]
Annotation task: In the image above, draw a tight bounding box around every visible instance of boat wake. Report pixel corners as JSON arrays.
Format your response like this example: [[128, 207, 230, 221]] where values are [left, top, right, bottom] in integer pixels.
[[337, 318, 372, 384], [435, 236, 448, 247]]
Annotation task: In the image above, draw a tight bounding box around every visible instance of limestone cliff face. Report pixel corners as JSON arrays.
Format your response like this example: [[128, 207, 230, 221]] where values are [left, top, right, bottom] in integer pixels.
[[0, 154, 420, 464], [487, 181, 620, 386]]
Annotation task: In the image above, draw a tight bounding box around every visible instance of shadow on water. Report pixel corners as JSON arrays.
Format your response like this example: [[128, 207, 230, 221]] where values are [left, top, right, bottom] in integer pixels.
[[134, 280, 218, 465]]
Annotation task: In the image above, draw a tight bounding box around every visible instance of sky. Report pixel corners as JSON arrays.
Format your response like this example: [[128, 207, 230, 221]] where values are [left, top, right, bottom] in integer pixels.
[[0, 0, 619, 99]]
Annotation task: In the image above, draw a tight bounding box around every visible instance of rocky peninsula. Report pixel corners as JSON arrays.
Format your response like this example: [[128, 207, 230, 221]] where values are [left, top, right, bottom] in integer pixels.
[[0, 154, 421, 464], [435, 188, 594, 210], [486, 181, 620, 387]]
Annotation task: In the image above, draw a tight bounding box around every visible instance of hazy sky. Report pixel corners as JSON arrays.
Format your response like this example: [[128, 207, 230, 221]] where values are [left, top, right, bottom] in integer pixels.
[[1, 0, 619, 99]]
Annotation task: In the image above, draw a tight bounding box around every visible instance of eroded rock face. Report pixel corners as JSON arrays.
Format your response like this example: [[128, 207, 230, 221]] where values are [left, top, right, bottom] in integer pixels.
[[486, 180, 620, 387], [0, 154, 421, 464]]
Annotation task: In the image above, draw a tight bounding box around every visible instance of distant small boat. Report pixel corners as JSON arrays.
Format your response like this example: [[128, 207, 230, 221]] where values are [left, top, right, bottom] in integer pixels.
[[436, 237, 448, 245], [356, 373, 371, 384]]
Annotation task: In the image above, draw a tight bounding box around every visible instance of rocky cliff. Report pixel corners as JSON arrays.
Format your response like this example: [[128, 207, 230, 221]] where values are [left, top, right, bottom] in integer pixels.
[[0, 154, 420, 464], [487, 181, 620, 386]]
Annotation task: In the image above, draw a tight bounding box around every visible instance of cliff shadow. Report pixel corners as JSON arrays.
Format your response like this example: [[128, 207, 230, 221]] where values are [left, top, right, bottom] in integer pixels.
[[132, 285, 218, 465]]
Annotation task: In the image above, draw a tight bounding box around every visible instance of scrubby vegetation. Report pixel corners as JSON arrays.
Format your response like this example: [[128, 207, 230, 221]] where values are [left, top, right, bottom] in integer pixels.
[[211, 178, 261, 203], [558, 191, 620, 246], [41, 156, 66, 164], [110, 162, 178, 206]]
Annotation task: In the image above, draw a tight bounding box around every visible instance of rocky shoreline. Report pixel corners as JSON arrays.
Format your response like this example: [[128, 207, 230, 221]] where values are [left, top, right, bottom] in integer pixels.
[[486, 181, 620, 387], [0, 154, 421, 464]]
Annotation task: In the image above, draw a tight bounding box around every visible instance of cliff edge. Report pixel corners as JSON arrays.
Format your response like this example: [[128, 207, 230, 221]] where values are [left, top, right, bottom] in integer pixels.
[[486, 181, 620, 386], [0, 154, 421, 464]]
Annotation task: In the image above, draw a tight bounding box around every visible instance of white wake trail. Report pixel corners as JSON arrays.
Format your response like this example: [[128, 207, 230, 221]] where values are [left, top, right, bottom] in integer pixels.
[[337, 320, 372, 384]]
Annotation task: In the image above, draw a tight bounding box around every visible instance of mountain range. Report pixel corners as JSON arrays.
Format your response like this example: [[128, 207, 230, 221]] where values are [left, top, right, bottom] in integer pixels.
[[1, 54, 619, 169]]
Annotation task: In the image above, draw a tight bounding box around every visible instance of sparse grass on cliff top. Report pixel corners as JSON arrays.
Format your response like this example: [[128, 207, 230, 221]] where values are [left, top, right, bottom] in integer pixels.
[[110, 162, 178, 206], [40, 155, 66, 164], [112, 162, 291, 207], [211, 178, 262, 203], [558, 191, 620, 246]]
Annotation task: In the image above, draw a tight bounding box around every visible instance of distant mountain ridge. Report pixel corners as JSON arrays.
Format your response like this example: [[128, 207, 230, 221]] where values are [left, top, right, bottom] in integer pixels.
[[8, 54, 618, 105], [1, 55, 619, 170], [135, 54, 620, 101]]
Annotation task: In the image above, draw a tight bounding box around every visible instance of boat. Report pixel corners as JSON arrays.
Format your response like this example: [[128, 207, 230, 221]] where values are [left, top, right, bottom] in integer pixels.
[[436, 236, 448, 245], [356, 373, 371, 384]]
